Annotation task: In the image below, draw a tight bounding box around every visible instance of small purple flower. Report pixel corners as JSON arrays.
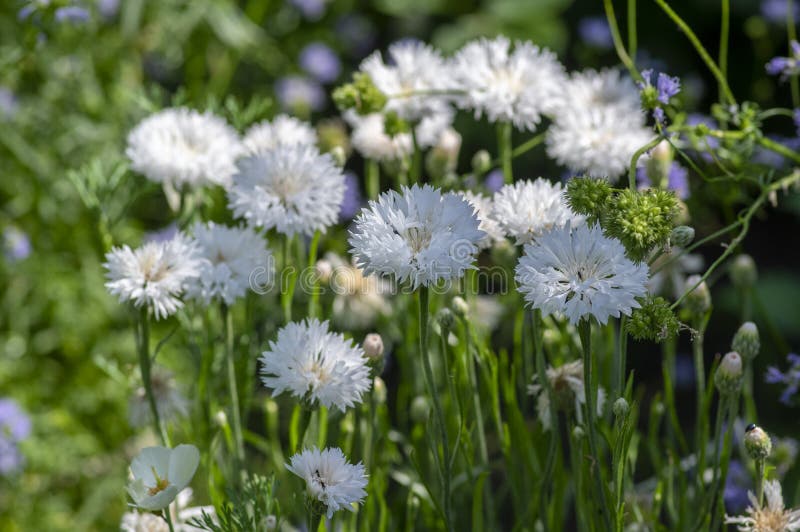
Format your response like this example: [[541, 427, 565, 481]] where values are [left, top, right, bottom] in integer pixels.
[[578, 17, 613, 50], [55, 5, 90, 23], [0, 438, 24, 475], [335, 15, 377, 58], [794, 108, 800, 136], [484, 169, 504, 193], [765, 352, 800, 404], [339, 172, 362, 220], [766, 41, 800, 78], [761, 0, 800, 24], [656, 73, 681, 104], [299, 42, 341, 84], [288, 0, 326, 20], [667, 163, 689, 199], [640, 69, 680, 125], [143, 223, 178, 244], [0, 87, 18, 119], [3, 227, 31, 261], [652, 107, 666, 126], [0, 399, 31, 442], [724, 460, 751, 513], [97, 0, 119, 19], [275, 76, 326, 113]]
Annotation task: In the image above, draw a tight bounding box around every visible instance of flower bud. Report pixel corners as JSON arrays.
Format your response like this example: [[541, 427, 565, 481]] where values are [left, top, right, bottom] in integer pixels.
[[670, 226, 695, 248], [565, 176, 612, 226], [265, 515, 277, 530], [315, 259, 333, 283], [330, 145, 347, 167], [732, 322, 760, 362], [730, 254, 757, 288], [714, 351, 743, 396], [332, 72, 386, 114], [215, 410, 228, 428], [683, 274, 711, 316], [613, 398, 629, 418], [744, 424, 772, 460], [451, 296, 469, 318], [471, 150, 492, 175], [644, 140, 674, 189], [410, 396, 430, 424], [436, 308, 455, 331], [363, 333, 384, 360], [572, 426, 585, 441], [373, 376, 387, 404]]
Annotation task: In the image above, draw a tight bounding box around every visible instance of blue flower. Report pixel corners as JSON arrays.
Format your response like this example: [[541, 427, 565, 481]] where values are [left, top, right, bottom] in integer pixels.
[[639, 69, 681, 126], [578, 17, 613, 50], [637, 162, 690, 200], [656, 72, 681, 104], [289, 0, 326, 20], [765, 41, 800, 78], [275, 76, 326, 113], [3, 227, 31, 261], [484, 169, 504, 193], [724, 460, 751, 513], [0, 398, 31, 476], [761, 0, 800, 24], [765, 353, 800, 405], [300, 42, 342, 84], [54, 6, 90, 23], [339, 172, 362, 221]]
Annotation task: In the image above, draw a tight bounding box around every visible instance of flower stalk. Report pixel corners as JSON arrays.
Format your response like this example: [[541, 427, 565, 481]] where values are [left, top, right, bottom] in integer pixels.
[[137, 308, 170, 446]]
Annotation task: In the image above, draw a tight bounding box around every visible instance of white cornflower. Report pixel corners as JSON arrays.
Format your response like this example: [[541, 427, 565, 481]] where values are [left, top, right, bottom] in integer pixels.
[[349, 184, 485, 289], [227, 145, 345, 237], [186, 222, 270, 305], [360, 39, 451, 122], [104, 234, 204, 320], [515, 223, 649, 325], [286, 446, 368, 518], [346, 112, 413, 161], [321, 252, 393, 329], [121, 489, 214, 532], [459, 191, 505, 249], [128, 368, 189, 429], [243, 114, 317, 155], [528, 360, 606, 430], [260, 319, 371, 412], [492, 178, 583, 245], [725, 479, 800, 531], [127, 444, 200, 511], [126, 107, 242, 188], [546, 69, 651, 180], [450, 36, 567, 131]]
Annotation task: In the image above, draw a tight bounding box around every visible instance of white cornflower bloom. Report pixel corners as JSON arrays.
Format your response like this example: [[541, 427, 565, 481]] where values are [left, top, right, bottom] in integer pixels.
[[286, 446, 368, 518], [127, 444, 200, 511], [492, 178, 583, 245], [128, 368, 189, 429], [243, 114, 317, 155], [459, 191, 505, 249], [126, 108, 242, 188], [725, 479, 800, 531], [186, 222, 270, 305], [346, 112, 413, 161], [322, 252, 393, 329], [515, 223, 649, 325], [546, 69, 651, 180], [259, 318, 371, 412], [104, 234, 204, 320], [450, 35, 567, 131], [121, 489, 214, 532], [528, 360, 606, 430], [360, 39, 451, 122], [227, 145, 345, 236], [349, 184, 485, 289]]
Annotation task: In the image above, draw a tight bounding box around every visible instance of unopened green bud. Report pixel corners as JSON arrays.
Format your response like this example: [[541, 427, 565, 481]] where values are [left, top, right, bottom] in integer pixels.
[[332, 72, 387, 115], [715, 351, 743, 396], [330, 146, 347, 167], [471, 150, 492, 175], [316, 118, 350, 155], [410, 396, 430, 424], [315, 259, 333, 284], [627, 295, 680, 342], [613, 398, 629, 418], [572, 426, 585, 441], [426, 128, 461, 180], [644, 140, 674, 190], [383, 111, 410, 137], [744, 425, 772, 460], [607, 188, 679, 262], [730, 254, 757, 288], [436, 308, 455, 331], [451, 296, 470, 318], [640, 85, 659, 110], [670, 226, 695, 248], [683, 274, 711, 316], [565, 176, 612, 226], [732, 322, 760, 361], [373, 377, 387, 404]]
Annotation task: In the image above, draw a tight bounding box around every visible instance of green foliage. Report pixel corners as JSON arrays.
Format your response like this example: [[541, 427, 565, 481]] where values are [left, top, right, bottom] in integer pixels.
[[188, 474, 281, 532], [605, 188, 679, 262], [626, 296, 680, 343], [332, 73, 387, 115]]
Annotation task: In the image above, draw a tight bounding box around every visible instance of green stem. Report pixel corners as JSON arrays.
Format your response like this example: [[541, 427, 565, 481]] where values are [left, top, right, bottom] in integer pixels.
[[604, 0, 640, 79], [758, 136, 800, 164], [628, 0, 638, 60], [290, 405, 313, 453], [692, 316, 708, 461], [307, 507, 323, 532], [696, 393, 732, 531], [417, 286, 452, 531], [307, 230, 321, 319], [282, 234, 297, 323], [709, 399, 739, 530], [533, 310, 556, 532], [222, 304, 244, 463], [615, 317, 629, 401], [578, 320, 613, 531], [137, 308, 169, 446], [164, 508, 176, 532], [497, 122, 513, 184], [743, 360, 758, 422], [366, 159, 380, 200], [719, 0, 730, 104], [652, 0, 736, 104], [628, 136, 662, 190], [755, 458, 766, 506]]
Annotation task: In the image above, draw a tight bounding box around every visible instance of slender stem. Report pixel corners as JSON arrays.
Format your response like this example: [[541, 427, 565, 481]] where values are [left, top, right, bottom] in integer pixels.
[[366, 159, 380, 200], [698, 393, 731, 530], [627, 0, 638, 59], [755, 458, 766, 506], [533, 310, 556, 532], [788, 0, 800, 108], [282, 234, 297, 323], [628, 136, 662, 190], [138, 308, 169, 446], [615, 317, 629, 401], [604, 0, 640, 79], [307, 230, 321, 319], [743, 359, 758, 422], [692, 316, 708, 459], [163, 508, 176, 532], [652, 0, 736, 104], [758, 136, 800, 164], [290, 405, 313, 453], [222, 304, 244, 463], [307, 508, 322, 532], [709, 399, 739, 530], [417, 286, 452, 531], [578, 320, 613, 531], [497, 122, 513, 184], [719, 0, 730, 104]]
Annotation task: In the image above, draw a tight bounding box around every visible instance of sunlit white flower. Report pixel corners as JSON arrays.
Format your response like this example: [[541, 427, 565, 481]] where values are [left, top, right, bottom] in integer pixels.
[[546, 69, 651, 179], [459, 191, 505, 249], [126, 108, 242, 188], [349, 184, 485, 289], [492, 178, 583, 245], [450, 36, 567, 131], [243, 114, 317, 155], [286, 446, 368, 518], [360, 40, 451, 122], [260, 319, 371, 412], [228, 145, 345, 236], [186, 222, 270, 305], [528, 360, 606, 430], [515, 223, 649, 325], [104, 234, 204, 320], [725, 479, 800, 531], [127, 445, 200, 511], [321, 252, 393, 329], [121, 489, 214, 532], [128, 368, 189, 429], [345, 108, 453, 162]]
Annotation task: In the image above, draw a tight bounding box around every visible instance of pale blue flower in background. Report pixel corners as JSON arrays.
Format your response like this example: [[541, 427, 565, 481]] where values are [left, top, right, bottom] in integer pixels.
[[300, 42, 341, 84], [275, 76, 326, 112], [578, 17, 613, 50]]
